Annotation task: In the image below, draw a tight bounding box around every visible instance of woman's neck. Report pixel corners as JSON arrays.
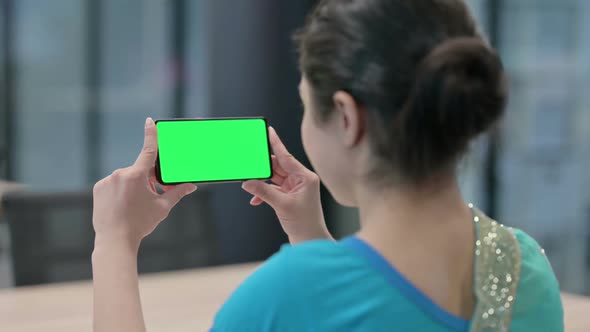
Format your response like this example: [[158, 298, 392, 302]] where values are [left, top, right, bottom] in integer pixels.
[[354, 177, 477, 319], [356, 177, 470, 232]]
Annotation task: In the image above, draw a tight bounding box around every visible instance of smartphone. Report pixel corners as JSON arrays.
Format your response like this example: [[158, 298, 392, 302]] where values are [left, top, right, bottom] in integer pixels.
[[155, 117, 273, 184]]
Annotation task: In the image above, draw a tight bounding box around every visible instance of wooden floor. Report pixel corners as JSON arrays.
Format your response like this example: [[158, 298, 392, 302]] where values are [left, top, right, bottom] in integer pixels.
[[0, 262, 588, 331]]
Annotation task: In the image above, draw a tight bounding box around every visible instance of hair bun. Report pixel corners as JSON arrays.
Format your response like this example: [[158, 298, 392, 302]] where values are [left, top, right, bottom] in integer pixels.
[[403, 37, 507, 151]]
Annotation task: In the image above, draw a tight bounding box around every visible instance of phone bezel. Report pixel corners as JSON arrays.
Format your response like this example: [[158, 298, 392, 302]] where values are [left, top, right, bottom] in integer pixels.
[[154, 117, 273, 185]]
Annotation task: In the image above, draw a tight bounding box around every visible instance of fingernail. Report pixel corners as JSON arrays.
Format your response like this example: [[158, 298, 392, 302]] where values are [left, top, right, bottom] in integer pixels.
[[187, 184, 197, 194], [249, 196, 257, 205], [145, 117, 153, 128]]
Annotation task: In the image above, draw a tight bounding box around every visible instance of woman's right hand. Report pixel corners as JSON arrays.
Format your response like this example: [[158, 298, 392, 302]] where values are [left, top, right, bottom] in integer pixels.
[[241, 127, 333, 245]]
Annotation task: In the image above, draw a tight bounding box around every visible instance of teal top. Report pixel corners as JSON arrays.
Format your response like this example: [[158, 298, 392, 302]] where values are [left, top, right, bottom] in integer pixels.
[[211, 229, 563, 331]]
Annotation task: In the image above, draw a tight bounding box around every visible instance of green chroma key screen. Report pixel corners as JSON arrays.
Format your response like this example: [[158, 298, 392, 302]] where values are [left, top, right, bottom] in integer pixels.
[[155, 118, 272, 184]]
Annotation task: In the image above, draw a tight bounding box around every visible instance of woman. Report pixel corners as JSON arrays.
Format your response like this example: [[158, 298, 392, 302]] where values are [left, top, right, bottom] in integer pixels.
[[92, 0, 564, 331]]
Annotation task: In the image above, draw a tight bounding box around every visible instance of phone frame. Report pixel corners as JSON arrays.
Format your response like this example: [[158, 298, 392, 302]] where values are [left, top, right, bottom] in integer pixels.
[[154, 117, 273, 185]]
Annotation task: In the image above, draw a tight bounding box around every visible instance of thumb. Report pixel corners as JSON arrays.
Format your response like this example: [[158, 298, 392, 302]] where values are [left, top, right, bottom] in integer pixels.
[[160, 183, 197, 209], [134, 117, 159, 171], [242, 180, 285, 209]]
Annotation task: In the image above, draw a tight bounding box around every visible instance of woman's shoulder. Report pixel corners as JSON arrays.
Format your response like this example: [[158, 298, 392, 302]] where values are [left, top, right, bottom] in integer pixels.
[[211, 239, 358, 331], [223, 238, 358, 297], [512, 228, 546, 259], [227, 238, 347, 291], [249, 238, 365, 286], [510, 228, 564, 330], [511, 228, 560, 290]]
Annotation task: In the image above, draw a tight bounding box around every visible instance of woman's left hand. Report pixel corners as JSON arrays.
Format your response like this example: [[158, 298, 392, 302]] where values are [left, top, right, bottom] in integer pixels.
[[92, 117, 197, 251]]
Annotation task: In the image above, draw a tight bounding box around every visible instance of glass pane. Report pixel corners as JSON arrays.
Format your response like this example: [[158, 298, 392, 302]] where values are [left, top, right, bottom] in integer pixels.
[[497, 0, 590, 294], [185, 0, 210, 118], [99, 0, 171, 176], [0, 2, 6, 179], [498, 3, 531, 70], [457, 0, 491, 208], [535, 6, 576, 65], [464, 0, 490, 38], [13, 0, 87, 190]]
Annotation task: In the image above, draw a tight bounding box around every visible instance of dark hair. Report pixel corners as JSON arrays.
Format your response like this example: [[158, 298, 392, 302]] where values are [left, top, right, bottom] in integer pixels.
[[295, 0, 507, 184]]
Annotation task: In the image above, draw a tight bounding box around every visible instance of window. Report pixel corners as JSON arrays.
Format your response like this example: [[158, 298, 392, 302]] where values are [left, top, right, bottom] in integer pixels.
[[3, 0, 204, 189], [99, 0, 171, 177], [13, 0, 87, 190]]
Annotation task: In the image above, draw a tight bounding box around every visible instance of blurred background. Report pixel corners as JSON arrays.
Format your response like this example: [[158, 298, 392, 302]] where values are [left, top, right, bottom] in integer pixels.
[[0, 0, 588, 296]]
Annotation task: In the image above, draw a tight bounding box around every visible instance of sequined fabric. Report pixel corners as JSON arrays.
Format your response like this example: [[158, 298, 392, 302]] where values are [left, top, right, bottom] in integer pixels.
[[470, 205, 522, 332]]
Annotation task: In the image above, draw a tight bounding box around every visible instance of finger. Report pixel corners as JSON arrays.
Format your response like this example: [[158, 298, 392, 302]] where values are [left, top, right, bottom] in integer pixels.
[[134, 117, 158, 171], [160, 183, 197, 209], [250, 196, 263, 206], [149, 175, 174, 192], [250, 183, 287, 206], [159, 184, 175, 192], [271, 155, 288, 177], [269, 183, 287, 193], [268, 126, 291, 158], [242, 180, 285, 209], [268, 127, 304, 173], [148, 174, 157, 190], [271, 156, 287, 185]]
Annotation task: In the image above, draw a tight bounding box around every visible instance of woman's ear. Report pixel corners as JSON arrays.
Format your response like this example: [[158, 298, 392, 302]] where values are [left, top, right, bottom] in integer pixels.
[[333, 91, 365, 148]]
